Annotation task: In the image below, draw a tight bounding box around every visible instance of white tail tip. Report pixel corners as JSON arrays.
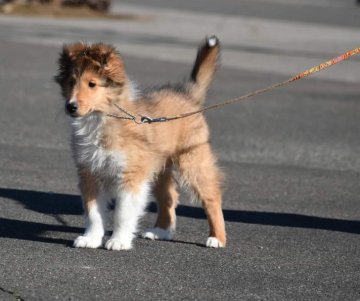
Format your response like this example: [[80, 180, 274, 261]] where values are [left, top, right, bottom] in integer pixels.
[[207, 36, 218, 47]]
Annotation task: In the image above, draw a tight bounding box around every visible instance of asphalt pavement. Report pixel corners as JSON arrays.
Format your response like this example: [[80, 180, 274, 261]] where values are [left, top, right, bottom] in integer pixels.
[[0, 1, 359, 300]]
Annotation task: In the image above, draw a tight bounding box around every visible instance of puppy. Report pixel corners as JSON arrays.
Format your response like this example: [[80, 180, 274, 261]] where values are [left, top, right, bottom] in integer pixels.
[[55, 36, 226, 250]]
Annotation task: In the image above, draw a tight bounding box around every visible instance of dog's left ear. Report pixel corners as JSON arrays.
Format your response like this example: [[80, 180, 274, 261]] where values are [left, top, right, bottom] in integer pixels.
[[102, 51, 127, 86]]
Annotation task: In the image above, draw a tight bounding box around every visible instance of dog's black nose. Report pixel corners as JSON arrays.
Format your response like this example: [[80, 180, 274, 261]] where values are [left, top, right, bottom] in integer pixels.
[[66, 102, 78, 114]]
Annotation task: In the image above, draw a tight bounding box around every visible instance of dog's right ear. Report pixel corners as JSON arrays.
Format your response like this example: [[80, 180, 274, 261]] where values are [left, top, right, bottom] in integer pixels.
[[64, 42, 89, 58], [54, 43, 87, 86]]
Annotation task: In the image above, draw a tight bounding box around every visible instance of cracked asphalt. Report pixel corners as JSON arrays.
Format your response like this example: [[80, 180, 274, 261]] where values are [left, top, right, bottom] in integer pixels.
[[0, 1, 359, 300]]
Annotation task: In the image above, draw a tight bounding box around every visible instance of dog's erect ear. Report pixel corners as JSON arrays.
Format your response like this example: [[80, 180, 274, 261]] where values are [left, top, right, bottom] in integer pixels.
[[103, 51, 127, 85], [90, 43, 126, 85]]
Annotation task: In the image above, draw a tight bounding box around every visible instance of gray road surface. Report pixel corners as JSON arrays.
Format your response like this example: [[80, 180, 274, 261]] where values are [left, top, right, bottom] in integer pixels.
[[0, 1, 359, 300]]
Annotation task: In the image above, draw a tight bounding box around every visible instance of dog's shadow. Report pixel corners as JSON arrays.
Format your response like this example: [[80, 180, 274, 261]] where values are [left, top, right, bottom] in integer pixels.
[[0, 188, 83, 246], [0, 188, 359, 247]]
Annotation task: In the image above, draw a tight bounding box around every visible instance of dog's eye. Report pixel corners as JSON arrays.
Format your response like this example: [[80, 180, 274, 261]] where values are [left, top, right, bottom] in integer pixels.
[[89, 81, 96, 88]]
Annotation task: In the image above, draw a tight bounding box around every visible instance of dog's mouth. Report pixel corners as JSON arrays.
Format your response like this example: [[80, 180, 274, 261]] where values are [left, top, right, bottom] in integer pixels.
[[66, 109, 96, 119], [65, 109, 80, 118], [65, 102, 93, 118]]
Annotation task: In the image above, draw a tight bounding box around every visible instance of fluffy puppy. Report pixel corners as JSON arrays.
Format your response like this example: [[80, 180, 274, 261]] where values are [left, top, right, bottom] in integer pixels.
[[55, 36, 226, 250]]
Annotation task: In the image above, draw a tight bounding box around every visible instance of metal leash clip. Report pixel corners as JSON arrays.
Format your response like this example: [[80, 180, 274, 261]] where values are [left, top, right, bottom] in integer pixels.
[[140, 115, 168, 124]]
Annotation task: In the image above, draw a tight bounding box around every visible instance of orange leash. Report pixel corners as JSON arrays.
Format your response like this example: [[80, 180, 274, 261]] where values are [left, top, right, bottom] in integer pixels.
[[109, 47, 360, 124]]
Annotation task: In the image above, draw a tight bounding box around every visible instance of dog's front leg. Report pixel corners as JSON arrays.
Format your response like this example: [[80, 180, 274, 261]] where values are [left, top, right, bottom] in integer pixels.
[[73, 169, 108, 249], [105, 182, 150, 251]]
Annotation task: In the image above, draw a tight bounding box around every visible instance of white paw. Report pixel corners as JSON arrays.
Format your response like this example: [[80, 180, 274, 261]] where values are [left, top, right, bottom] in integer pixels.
[[105, 238, 132, 251], [73, 235, 102, 249], [142, 227, 173, 241], [206, 237, 224, 248]]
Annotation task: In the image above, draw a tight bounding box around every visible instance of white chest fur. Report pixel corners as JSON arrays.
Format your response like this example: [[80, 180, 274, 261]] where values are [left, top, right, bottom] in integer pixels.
[[71, 114, 126, 181]]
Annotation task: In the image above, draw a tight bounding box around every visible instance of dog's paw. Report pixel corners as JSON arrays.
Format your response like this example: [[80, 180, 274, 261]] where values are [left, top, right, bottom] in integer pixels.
[[73, 235, 102, 249], [105, 238, 132, 251], [206, 237, 224, 248], [142, 227, 173, 241]]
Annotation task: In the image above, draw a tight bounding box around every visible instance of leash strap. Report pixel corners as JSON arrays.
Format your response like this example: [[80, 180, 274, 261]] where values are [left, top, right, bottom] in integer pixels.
[[109, 47, 360, 124]]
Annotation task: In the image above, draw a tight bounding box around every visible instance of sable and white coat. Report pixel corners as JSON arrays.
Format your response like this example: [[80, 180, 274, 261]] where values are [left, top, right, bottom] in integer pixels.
[[55, 37, 226, 250]]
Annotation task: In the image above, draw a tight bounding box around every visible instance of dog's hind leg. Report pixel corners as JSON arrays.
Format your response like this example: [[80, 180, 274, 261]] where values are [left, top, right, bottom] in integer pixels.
[[176, 143, 226, 248], [74, 169, 108, 249], [142, 163, 178, 241]]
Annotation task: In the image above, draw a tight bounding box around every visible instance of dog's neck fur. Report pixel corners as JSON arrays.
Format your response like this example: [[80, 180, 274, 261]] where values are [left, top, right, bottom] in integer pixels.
[[71, 112, 126, 186], [71, 112, 106, 168]]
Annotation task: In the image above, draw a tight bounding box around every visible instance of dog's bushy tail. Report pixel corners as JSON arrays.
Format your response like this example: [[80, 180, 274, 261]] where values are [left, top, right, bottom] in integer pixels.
[[188, 36, 220, 106]]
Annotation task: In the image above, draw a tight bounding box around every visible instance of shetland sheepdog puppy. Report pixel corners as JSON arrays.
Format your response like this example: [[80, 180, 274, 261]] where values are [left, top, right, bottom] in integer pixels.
[[55, 36, 226, 250]]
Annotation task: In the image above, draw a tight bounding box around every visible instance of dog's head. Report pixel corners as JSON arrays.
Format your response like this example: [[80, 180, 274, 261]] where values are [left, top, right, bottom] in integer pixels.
[[55, 42, 127, 117]]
